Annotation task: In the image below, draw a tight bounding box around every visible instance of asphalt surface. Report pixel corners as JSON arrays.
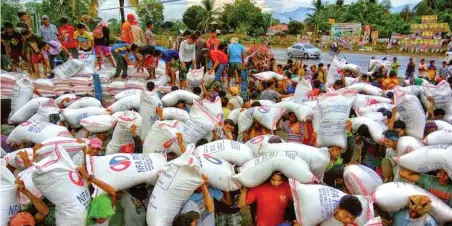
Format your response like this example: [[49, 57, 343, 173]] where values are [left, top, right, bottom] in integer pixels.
[[271, 48, 446, 74]]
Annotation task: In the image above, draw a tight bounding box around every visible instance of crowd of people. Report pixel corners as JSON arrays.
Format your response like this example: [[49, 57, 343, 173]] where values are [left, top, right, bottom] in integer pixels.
[[2, 11, 452, 226]]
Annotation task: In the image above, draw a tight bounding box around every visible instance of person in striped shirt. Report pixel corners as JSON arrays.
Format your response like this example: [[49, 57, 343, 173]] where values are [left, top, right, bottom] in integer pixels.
[[279, 112, 305, 143]]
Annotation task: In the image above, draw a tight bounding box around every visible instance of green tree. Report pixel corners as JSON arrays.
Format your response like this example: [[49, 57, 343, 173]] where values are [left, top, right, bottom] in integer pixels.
[[288, 20, 304, 35], [219, 0, 266, 36], [336, 0, 344, 6], [380, 0, 392, 10], [136, 0, 164, 28], [182, 5, 206, 30], [198, 0, 221, 33], [108, 18, 121, 36], [1, 1, 21, 25]]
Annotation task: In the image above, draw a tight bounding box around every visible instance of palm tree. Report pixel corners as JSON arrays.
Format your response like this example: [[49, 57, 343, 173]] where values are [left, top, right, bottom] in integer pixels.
[[414, 0, 438, 15], [311, 0, 324, 11], [198, 0, 221, 33], [400, 5, 411, 22]]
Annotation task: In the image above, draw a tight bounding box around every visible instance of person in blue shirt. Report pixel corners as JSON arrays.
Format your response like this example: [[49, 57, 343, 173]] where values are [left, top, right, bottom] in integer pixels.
[[393, 195, 437, 226], [111, 41, 136, 79], [155, 46, 179, 86], [227, 37, 245, 89]]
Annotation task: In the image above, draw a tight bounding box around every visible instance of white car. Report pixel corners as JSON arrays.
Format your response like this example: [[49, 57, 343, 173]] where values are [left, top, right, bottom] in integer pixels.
[[287, 43, 321, 59]]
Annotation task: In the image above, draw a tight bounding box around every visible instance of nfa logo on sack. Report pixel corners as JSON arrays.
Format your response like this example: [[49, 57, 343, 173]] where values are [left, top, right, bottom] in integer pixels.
[[69, 171, 85, 187], [257, 106, 270, 113], [109, 155, 132, 171], [250, 136, 265, 144]]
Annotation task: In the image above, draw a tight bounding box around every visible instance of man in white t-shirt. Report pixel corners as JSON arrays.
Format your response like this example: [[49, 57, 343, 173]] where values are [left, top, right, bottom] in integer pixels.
[[145, 22, 155, 45]]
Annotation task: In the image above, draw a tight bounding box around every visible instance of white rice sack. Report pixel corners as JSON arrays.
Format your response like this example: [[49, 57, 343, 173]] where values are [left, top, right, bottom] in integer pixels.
[[233, 151, 318, 188], [291, 181, 373, 226], [424, 130, 452, 145], [139, 90, 162, 138], [8, 97, 48, 124], [66, 97, 102, 110], [143, 120, 183, 155], [17, 166, 42, 205], [203, 71, 215, 87], [53, 59, 84, 80], [74, 66, 94, 77], [28, 98, 60, 123], [6, 121, 72, 145], [107, 80, 126, 90], [161, 90, 200, 107], [423, 80, 452, 113], [360, 112, 387, 123], [0, 159, 21, 226], [395, 145, 452, 178], [245, 135, 285, 157], [195, 153, 240, 191], [199, 97, 223, 125], [4, 148, 35, 170], [87, 153, 167, 197], [253, 106, 286, 130], [314, 90, 357, 148], [238, 108, 255, 133], [34, 78, 55, 88], [353, 94, 391, 111], [373, 182, 452, 224], [62, 107, 109, 128], [55, 94, 77, 107], [347, 83, 383, 96], [274, 101, 314, 121], [345, 77, 358, 87], [195, 139, 254, 166], [435, 120, 452, 131], [326, 56, 343, 88], [394, 85, 424, 97], [106, 111, 143, 155], [394, 91, 426, 140], [32, 146, 89, 226], [363, 217, 383, 226], [10, 77, 33, 117], [108, 95, 140, 113], [77, 51, 95, 70], [260, 142, 329, 181], [187, 67, 204, 87], [181, 102, 218, 144], [162, 107, 190, 122], [146, 148, 202, 226], [37, 137, 88, 158], [254, 71, 285, 81], [396, 136, 424, 156], [342, 64, 360, 75], [114, 89, 142, 100], [349, 117, 388, 143], [80, 114, 117, 133], [293, 78, 314, 102], [151, 75, 169, 86], [228, 108, 242, 124], [343, 165, 383, 196], [356, 103, 394, 116]]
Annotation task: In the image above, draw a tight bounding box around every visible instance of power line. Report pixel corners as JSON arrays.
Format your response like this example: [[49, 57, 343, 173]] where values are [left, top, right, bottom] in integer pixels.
[[96, 0, 182, 11]]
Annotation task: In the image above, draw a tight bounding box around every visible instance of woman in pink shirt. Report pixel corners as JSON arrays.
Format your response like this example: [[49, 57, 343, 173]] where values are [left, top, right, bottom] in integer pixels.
[[38, 40, 71, 69]]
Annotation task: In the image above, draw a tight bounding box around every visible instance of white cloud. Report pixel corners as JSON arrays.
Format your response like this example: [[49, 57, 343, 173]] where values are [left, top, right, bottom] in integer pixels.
[[97, 0, 421, 20]]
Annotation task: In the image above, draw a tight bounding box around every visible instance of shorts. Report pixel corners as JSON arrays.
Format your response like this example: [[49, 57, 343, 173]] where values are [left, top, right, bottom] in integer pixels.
[[144, 55, 157, 68], [9, 49, 22, 64], [229, 63, 242, 77], [95, 45, 111, 57], [215, 212, 242, 226], [31, 52, 45, 64]]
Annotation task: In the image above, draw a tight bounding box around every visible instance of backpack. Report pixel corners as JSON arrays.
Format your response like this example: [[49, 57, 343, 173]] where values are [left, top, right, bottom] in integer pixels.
[[93, 25, 104, 39]]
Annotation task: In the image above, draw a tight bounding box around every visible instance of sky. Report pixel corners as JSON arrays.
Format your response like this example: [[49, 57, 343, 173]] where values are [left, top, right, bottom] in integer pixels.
[[96, 0, 421, 21]]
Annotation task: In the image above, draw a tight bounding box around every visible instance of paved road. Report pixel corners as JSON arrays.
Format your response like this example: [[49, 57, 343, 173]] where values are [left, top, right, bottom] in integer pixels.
[[271, 48, 446, 74]]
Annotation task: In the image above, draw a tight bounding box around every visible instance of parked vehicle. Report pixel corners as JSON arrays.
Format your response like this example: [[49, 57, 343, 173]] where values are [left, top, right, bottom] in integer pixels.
[[287, 43, 321, 59]]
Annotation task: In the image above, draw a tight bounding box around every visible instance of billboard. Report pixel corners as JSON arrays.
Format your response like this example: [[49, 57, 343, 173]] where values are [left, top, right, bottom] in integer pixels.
[[331, 23, 362, 44]]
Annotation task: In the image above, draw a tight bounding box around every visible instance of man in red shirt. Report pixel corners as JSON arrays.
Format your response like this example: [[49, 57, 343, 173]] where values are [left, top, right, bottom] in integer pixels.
[[209, 43, 228, 82], [58, 17, 77, 59], [238, 171, 293, 226], [206, 28, 220, 50]]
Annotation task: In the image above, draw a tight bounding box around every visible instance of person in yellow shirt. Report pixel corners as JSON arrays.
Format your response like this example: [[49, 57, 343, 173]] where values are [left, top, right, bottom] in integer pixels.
[[382, 71, 399, 90], [315, 63, 327, 84], [74, 23, 94, 52]]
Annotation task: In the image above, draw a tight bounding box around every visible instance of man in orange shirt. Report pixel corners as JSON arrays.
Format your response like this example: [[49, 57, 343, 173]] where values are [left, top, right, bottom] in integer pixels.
[[121, 14, 135, 44], [206, 28, 220, 50]]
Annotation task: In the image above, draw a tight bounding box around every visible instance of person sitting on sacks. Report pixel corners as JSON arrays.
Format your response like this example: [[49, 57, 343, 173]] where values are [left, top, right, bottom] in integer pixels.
[[427, 96, 446, 121], [238, 171, 293, 226], [400, 169, 452, 207], [393, 195, 437, 226], [319, 195, 364, 226], [279, 112, 306, 144], [8, 178, 49, 226], [380, 130, 400, 183], [180, 175, 231, 226], [173, 211, 201, 226]]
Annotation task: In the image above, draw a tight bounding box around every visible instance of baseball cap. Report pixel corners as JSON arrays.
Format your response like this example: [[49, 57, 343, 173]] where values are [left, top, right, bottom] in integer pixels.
[[42, 15, 49, 20], [89, 138, 103, 149]]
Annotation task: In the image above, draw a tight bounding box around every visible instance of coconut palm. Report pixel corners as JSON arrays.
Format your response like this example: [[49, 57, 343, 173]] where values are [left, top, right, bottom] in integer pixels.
[[197, 0, 221, 33], [84, 0, 138, 22]]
